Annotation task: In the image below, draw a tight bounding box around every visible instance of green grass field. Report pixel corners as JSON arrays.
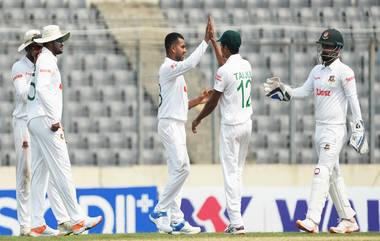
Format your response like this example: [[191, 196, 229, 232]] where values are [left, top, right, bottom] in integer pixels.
[[0, 233, 379, 241]]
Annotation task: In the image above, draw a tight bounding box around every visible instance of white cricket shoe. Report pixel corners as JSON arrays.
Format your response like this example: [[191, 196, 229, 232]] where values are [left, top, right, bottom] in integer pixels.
[[296, 218, 319, 233], [72, 216, 103, 235], [329, 218, 359, 233], [149, 211, 172, 233], [30, 225, 59, 237], [171, 221, 201, 235], [58, 221, 73, 236], [19, 226, 31, 236], [224, 225, 246, 235]]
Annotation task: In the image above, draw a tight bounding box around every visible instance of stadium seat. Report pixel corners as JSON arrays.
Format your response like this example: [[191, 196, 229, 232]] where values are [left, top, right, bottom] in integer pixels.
[[23, 0, 43, 8], [2, 0, 23, 8], [67, 0, 87, 8], [247, 0, 269, 8], [183, 0, 203, 9], [225, 0, 247, 8], [115, 149, 138, 165], [159, 0, 181, 8], [204, 0, 225, 9], [269, 0, 290, 8], [0, 134, 14, 150]]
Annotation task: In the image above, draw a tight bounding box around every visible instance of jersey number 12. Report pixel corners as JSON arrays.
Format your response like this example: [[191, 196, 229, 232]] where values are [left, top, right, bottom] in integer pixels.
[[237, 79, 251, 108]]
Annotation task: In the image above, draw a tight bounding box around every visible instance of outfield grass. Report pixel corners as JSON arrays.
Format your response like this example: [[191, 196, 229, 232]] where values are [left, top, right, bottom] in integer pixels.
[[0, 233, 379, 241]]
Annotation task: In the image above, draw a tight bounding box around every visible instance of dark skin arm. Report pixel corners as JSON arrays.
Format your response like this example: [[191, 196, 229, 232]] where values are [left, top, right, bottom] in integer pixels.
[[209, 16, 226, 66], [192, 90, 222, 133], [50, 122, 61, 132]]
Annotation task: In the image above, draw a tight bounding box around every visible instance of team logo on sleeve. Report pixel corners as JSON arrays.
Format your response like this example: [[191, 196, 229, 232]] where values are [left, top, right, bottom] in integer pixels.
[[215, 73, 222, 81]]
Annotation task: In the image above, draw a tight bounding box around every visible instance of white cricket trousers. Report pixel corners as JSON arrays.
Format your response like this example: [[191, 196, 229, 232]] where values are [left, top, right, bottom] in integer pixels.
[[13, 118, 70, 229], [28, 116, 85, 227], [220, 120, 252, 227], [155, 119, 190, 223], [306, 124, 356, 224]]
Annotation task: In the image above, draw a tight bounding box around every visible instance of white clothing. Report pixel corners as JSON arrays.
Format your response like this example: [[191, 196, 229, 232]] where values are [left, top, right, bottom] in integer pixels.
[[214, 54, 253, 125], [214, 54, 253, 227], [292, 58, 360, 224], [157, 40, 208, 122], [220, 120, 252, 227], [291, 58, 362, 124], [12, 56, 70, 229], [27, 47, 63, 124], [155, 119, 189, 223], [28, 116, 85, 227], [12, 56, 34, 120]]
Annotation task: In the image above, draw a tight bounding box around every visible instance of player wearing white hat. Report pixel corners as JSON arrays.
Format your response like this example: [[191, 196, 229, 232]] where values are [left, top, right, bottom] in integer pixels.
[[12, 29, 72, 236], [263, 28, 367, 234], [192, 28, 253, 235], [26, 25, 102, 236], [149, 18, 212, 234]]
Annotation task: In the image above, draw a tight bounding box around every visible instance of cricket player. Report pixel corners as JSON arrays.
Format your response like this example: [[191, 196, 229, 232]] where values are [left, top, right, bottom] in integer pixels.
[[263, 28, 367, 233], [149, 18, 212, 234], [26, 25, 102, 236], [12, 29, 72, 236], [192, 30, 253, 235]]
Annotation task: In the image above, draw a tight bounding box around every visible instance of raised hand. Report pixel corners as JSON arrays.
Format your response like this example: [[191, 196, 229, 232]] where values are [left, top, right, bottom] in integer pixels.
[[204, 15, 212, 42]]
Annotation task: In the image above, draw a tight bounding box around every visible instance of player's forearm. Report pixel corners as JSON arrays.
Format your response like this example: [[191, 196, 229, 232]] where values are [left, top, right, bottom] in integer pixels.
[[184, 40, 209, 69], [290, 86, 312, 99], [347, 95, 363, 122], [195, 99, 217, 122], [211, 39, 226, 66]]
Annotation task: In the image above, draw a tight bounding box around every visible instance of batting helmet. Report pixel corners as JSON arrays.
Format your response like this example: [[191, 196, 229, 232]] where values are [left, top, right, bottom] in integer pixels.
[[316, 28, 344, 49]]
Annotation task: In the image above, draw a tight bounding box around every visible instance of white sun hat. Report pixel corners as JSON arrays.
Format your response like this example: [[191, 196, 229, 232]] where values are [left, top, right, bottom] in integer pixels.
[[34, 25, 70, 44], [18, 29, 41, 52]]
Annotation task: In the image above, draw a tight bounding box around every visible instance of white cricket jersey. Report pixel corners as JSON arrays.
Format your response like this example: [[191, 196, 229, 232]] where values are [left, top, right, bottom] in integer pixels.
[[292, 58, 362, 125], [157, 40, 208, 122], [11, 56, 35, 120], [26, 47, 63, 124], [214, 54, 253, 125]]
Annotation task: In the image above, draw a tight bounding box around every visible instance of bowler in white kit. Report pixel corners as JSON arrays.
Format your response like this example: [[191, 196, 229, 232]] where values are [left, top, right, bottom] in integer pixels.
[[192, 29, 253, 235], [264, 28, 368, 234], [149, 18, 212, 234]]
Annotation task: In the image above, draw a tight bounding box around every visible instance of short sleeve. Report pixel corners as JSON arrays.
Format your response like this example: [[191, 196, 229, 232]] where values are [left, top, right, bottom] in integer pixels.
[[213, 68, 226, 92]]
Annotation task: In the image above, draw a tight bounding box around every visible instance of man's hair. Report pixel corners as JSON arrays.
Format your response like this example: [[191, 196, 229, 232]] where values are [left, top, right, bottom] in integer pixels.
[[222, 43, 239, 54], [165, 32, 184, 53]]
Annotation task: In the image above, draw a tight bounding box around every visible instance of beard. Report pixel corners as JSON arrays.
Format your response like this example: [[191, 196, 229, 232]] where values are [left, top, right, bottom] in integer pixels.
[[321, 55, 334, 63]]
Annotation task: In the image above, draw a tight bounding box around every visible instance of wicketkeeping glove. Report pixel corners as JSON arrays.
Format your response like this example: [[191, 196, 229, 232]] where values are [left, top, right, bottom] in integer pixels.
[[348, 120, 369, 154], [263, 77, 292, 101]]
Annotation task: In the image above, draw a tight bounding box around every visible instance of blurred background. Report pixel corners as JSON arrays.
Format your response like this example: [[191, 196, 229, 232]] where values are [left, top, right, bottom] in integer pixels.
[[1, 0, 379, 166], [0, 0, 379, 235]]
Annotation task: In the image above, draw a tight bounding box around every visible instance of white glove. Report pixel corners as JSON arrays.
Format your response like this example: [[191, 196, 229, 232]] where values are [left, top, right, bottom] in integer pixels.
[[348, 120, 368, 154], [263, 77, 292, 101]]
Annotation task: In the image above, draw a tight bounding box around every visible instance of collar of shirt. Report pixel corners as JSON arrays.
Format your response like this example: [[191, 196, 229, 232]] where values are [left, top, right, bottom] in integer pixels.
[[323, 58, 341, 71], [41, 47, 58, 63], [22, 55, 34, 69], [226, 54, 242, 64], [165, 57, 174, 63]]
